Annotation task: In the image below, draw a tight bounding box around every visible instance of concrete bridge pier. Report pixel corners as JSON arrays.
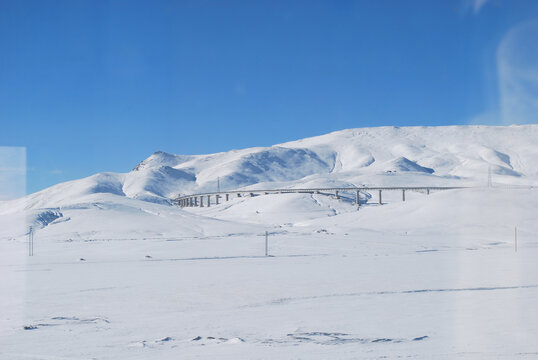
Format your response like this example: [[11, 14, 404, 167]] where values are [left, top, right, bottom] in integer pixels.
[[216, 195, 220, 205], [226, 194, 229, 201], [207, 195, 211, 207], [335, 190, 340, 199], [378, 190, 382, 205], [402, 189, 406, 201], [356, 190, 360, 207], [199, 196, 203, 207], [194, 197, 198, 206], [426, 188, 430, 195]]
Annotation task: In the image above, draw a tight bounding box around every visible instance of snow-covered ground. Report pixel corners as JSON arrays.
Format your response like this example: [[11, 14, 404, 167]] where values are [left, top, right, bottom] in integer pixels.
[[1, 125, 538, 358]]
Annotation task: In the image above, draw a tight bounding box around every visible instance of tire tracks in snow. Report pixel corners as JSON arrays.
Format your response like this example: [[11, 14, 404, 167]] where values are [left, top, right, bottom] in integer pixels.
[[241, 284, 538, 309]]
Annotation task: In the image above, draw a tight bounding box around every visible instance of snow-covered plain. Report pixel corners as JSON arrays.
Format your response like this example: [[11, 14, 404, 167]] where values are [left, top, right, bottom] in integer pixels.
[[1, 125, 538, 359]]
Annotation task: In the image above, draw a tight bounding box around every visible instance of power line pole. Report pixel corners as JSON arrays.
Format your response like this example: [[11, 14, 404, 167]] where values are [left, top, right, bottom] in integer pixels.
[[28, 226, 34, 256], [265, 231, 269, 256]]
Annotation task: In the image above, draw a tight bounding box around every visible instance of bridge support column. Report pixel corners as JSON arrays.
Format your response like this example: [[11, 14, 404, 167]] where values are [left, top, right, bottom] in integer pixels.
[[207, 195, 211, 207], [378, 190, 382, 205], [356, 190, 360, 206], [335, 190, 339, 199], [199, 196, 203, 207], [226, 194, 229, 201], [216, 195, 219, 205], [402, 189, 406, 201], [195, 197, 199, 206], [426, 188, 430, 195]]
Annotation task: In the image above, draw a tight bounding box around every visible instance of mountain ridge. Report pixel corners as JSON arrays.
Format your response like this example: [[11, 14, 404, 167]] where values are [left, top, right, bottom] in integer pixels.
[[2, 124, 538, 211]]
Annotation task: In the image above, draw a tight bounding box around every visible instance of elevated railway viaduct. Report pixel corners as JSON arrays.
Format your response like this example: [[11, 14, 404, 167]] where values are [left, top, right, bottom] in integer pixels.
[[174, 186, 465, 208]]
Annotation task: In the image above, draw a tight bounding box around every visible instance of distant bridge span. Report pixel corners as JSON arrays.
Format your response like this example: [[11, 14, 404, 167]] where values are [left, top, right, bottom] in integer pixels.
[[174, 186, 466, 208]]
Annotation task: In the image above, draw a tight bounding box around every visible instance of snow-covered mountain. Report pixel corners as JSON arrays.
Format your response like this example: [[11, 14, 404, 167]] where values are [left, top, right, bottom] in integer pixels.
[[128, 125, 538, 201], [1, 124, 537, 241], [13, 125, 538, 207]]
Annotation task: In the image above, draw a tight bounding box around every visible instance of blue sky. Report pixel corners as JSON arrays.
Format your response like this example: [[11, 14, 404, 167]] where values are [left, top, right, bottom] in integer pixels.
[[1, 0, 538, 194]]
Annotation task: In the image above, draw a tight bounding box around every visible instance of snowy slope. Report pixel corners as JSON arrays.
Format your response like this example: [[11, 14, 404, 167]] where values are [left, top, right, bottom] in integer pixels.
[[2, 188, 538, 359], [2, 125, 538, 359]]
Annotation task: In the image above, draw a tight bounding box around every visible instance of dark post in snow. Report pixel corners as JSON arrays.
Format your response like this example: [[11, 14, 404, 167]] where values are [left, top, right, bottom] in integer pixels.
[[356, 190, 360, 207], [402, 189, 406, 201], [28, 226, 34, 256], [265, 231, 269, 257], [378, 190, 382, 205]]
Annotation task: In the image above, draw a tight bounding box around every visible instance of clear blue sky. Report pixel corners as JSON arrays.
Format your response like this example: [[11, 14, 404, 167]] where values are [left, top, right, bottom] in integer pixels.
[[1, 0, 537, 193]]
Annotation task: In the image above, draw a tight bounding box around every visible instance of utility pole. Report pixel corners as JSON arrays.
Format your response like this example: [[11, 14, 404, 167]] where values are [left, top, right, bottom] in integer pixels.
[[265, 231, 269, 256], [28, 226, 34, 256]]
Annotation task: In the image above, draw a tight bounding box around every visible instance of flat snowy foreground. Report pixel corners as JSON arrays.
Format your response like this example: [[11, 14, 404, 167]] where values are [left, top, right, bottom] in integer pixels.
[[1, 188, 538, 359]]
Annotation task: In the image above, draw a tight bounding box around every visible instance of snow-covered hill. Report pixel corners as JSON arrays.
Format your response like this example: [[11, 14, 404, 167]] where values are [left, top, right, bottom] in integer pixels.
[[5, 125, 538, 212], [128, 125, 538, 201], [0, 124, 535, 242], [0, 125, 537, 240]]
